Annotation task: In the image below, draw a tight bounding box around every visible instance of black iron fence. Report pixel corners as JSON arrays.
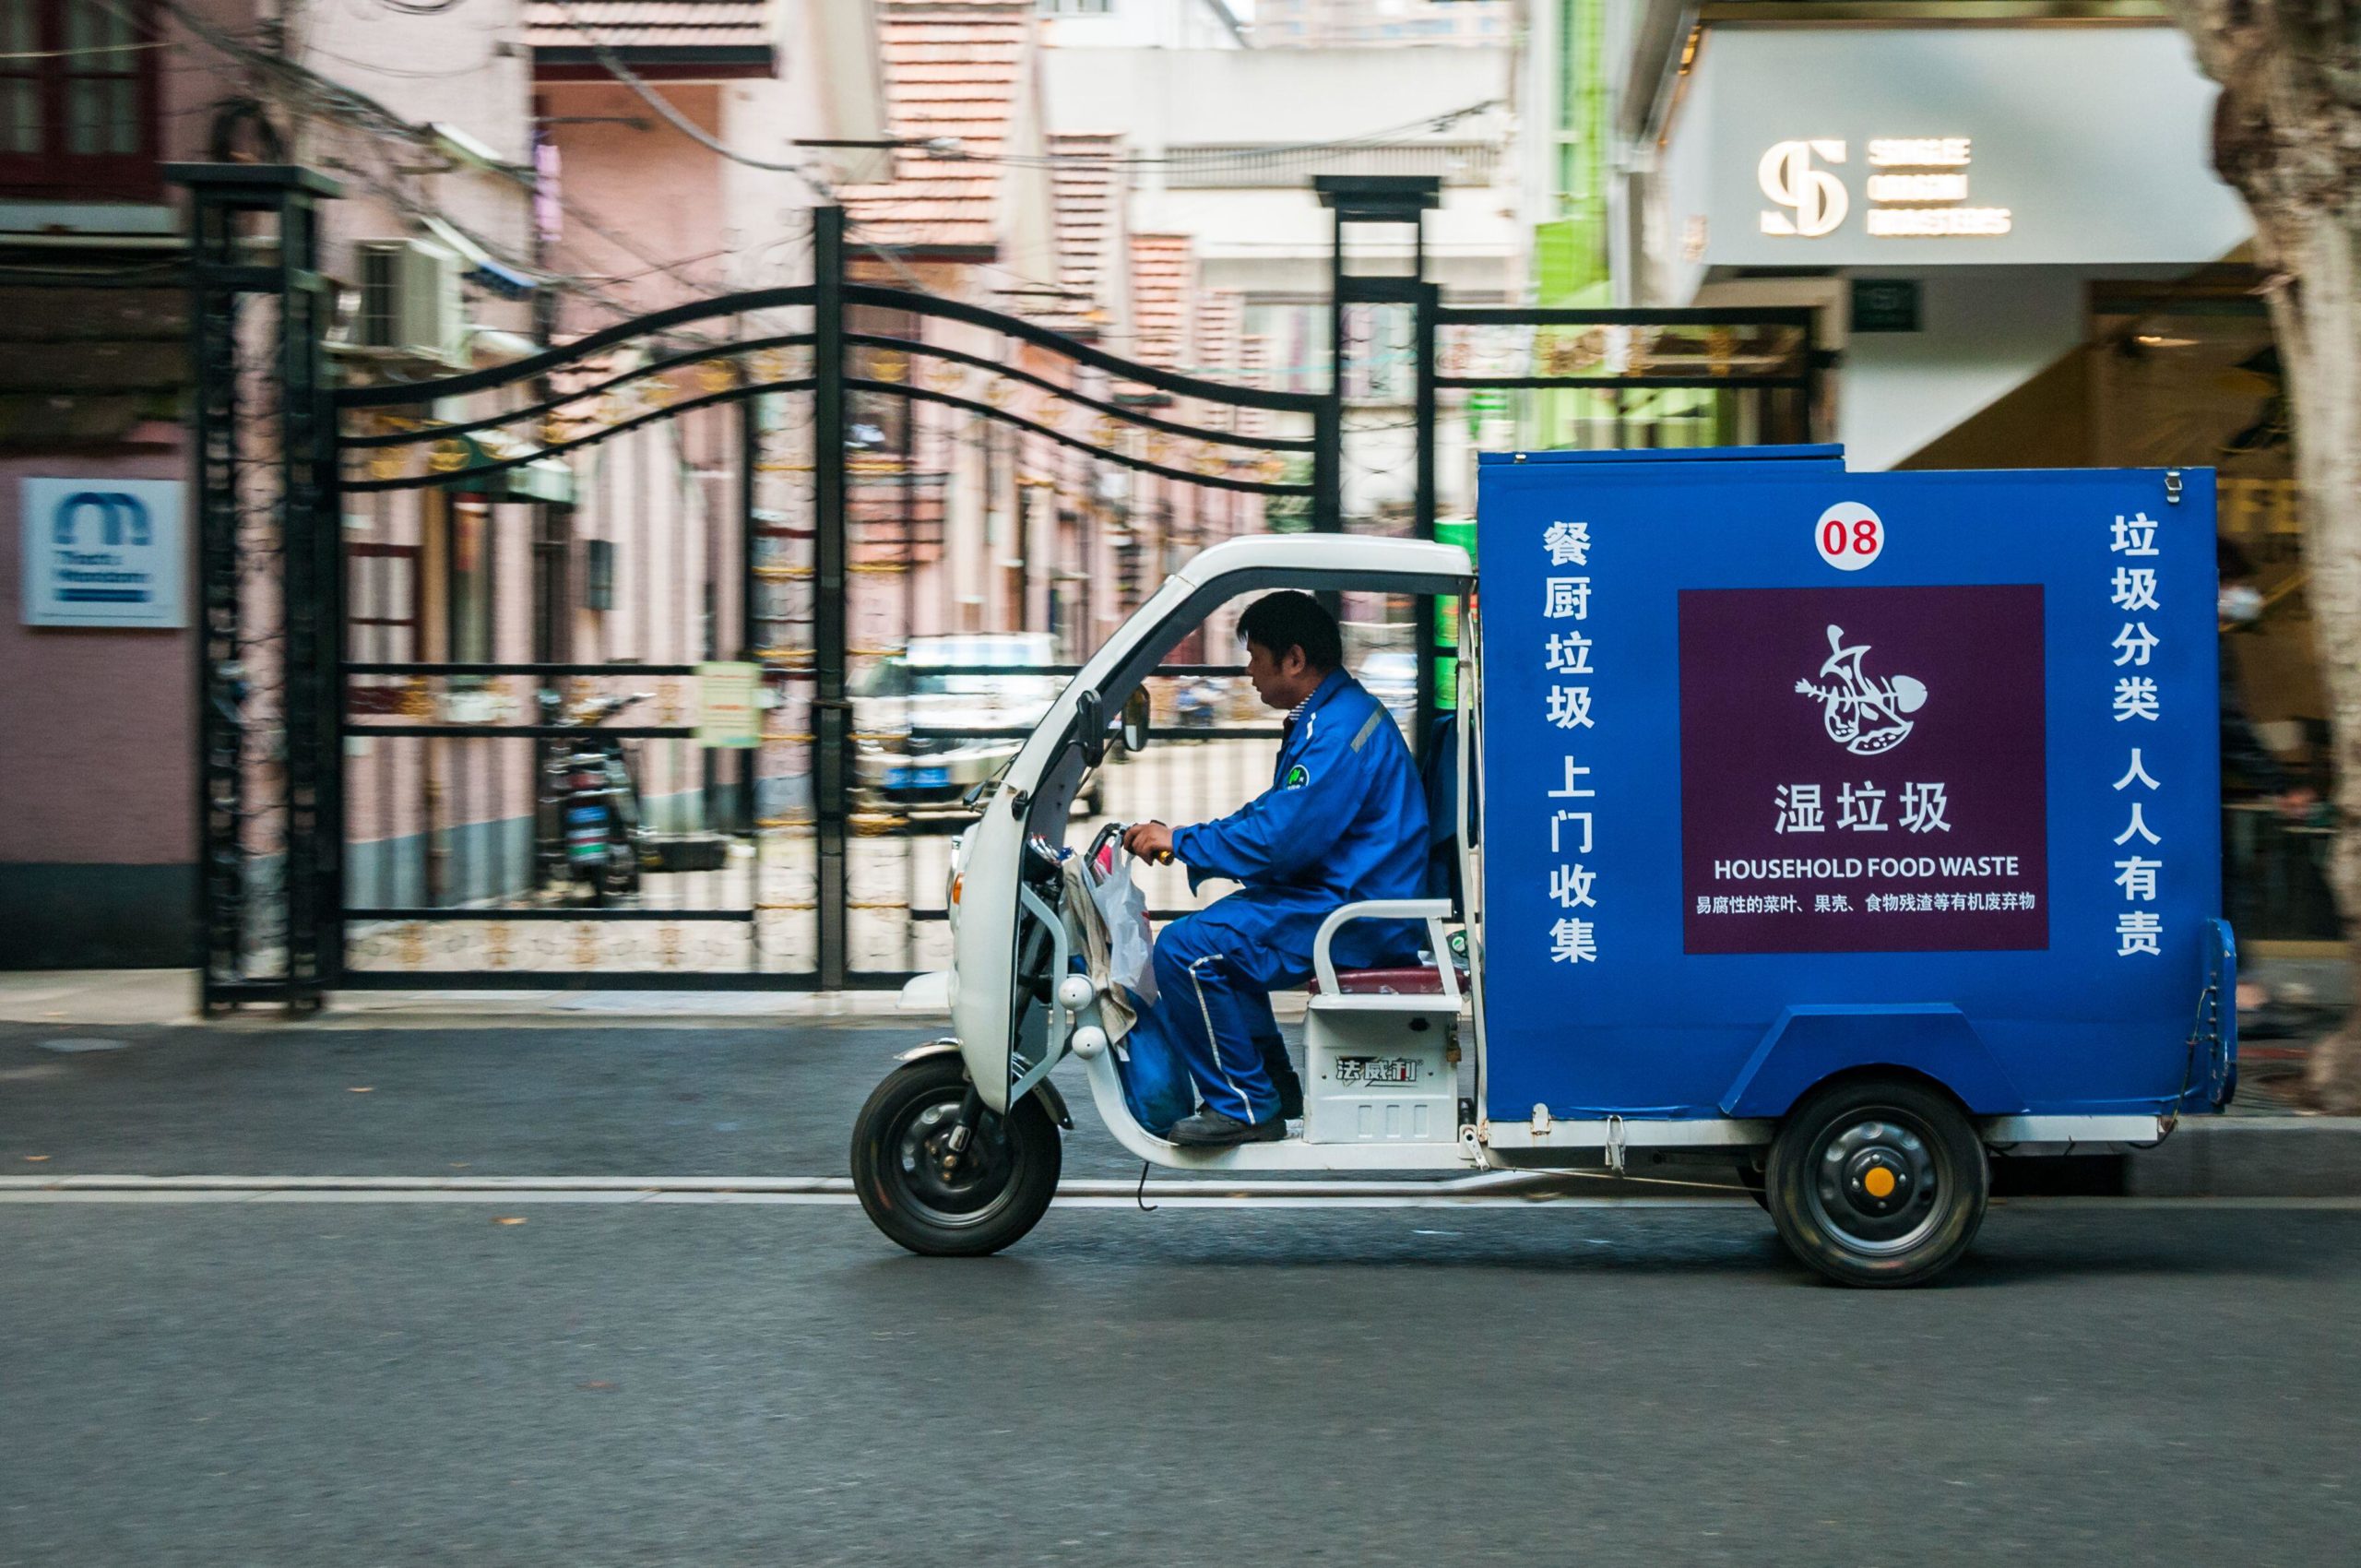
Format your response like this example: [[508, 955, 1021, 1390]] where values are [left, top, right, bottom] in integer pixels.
[[189, 181, 1341, 1004]]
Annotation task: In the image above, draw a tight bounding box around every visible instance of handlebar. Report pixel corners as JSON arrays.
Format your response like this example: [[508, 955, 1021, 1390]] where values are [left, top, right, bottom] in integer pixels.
[[1101, 821, 1174, 867]]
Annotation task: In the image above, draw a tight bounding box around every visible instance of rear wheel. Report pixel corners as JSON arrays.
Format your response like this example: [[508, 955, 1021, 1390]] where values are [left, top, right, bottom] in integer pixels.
[[1765, 1075, 1987, 1288], [599, 835, 641, 900], [851, 1053, 1060, 1257]]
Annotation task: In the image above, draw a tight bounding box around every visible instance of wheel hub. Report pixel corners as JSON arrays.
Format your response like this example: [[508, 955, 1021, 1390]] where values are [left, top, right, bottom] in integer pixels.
[[893, 1098, 1014, 1219], [1812, 1116, 1941, 1253]]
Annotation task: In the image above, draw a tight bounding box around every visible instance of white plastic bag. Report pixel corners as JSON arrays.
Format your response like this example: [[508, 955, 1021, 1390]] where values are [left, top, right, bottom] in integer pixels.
[[1088, 848, 1158, 1006]]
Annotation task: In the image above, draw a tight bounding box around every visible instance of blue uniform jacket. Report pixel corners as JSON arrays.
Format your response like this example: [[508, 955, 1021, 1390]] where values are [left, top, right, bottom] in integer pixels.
[[1169, 669, 1431, 990]]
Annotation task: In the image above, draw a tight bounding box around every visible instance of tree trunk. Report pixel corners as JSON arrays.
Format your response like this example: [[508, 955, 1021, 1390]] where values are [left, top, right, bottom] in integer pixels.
[[2170, 2, 2361, 1110], [2263, 208, 2361, 1111]]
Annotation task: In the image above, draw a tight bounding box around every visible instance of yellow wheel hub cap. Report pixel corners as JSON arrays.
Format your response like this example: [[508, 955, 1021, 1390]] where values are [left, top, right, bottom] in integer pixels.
[[1862, 1166, 1898, 1199]]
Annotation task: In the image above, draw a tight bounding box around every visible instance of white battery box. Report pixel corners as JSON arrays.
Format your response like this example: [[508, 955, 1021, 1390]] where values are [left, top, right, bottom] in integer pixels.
[[1301, 1004, 1460, 1145]]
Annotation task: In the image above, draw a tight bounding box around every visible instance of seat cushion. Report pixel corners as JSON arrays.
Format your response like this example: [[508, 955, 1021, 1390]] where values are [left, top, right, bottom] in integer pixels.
[[1309, 966, 1447, 996]]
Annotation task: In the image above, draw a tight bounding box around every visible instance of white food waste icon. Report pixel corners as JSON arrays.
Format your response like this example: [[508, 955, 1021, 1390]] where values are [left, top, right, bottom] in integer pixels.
[[1794, 624, 1927, 755]]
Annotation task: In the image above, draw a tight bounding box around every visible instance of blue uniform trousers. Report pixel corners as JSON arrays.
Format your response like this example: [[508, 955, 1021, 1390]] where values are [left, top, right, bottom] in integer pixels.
[[1118, 909, 1294, 1134]]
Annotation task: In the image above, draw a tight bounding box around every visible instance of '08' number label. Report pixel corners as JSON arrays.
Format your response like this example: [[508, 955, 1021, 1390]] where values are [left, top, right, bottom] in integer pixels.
[[1815, 502, 1884, 572]]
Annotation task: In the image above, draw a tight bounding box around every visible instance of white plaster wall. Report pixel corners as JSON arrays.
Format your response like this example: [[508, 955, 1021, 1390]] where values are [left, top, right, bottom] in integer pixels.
[[1831, 267, 2087, 472], [1838, 263, 2225, 471], [1046, 42, 1513, 157], [1042, 43, 1520, 306], [1046, 0, 1247, 50]]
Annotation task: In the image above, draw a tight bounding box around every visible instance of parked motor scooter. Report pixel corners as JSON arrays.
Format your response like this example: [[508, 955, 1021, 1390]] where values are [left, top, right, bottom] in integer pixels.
[[1173, 677, 1221, 731], [538, 689, 654, 906]]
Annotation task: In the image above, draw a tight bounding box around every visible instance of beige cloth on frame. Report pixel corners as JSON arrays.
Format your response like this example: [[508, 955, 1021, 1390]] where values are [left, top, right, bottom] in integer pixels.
[[1059, 856, 1140, 1043]]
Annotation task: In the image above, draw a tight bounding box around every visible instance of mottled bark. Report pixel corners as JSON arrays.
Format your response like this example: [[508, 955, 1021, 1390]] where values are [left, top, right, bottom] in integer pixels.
[[2171, 1, 2361, 1109]]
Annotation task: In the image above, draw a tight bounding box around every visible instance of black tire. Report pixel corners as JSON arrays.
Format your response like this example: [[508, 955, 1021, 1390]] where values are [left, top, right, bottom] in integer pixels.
[[1765, 1075, 1987, 1288], [850, 1053, 1060, 1257], [599, 838, 641, 899]]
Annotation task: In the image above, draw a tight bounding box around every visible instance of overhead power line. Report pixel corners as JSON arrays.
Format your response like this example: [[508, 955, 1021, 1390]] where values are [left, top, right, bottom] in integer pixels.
[[115, 0, 731, 308]]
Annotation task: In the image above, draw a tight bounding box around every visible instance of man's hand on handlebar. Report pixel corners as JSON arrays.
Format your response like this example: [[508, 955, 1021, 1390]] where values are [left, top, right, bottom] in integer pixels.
[[1122, 820, 1176, 865]]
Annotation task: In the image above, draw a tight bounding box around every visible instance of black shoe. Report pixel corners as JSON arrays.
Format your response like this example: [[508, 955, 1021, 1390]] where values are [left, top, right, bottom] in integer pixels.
[[1167, 1110, 1287, 1147]]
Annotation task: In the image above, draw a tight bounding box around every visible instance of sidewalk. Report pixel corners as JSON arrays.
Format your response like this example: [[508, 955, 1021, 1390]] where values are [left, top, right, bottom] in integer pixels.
[[0, 968, 921, 1029], [3, 968, 2355, 1197], [0, 968, 1318, 1030]]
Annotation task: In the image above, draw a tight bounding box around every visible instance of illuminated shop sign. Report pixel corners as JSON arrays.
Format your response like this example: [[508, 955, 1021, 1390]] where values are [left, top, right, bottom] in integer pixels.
[[1760, 137, 2011, 240]]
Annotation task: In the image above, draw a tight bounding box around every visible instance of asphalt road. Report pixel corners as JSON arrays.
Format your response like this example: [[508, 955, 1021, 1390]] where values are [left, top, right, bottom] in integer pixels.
[[5, 1024, 2359, 1564], [0, 1023, 947, 1181], [0, 1021, 1268, 1183], [4, 1203, 2357, 1566]]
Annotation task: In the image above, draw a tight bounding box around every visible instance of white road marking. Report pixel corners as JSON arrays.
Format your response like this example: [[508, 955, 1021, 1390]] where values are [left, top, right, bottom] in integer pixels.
[[0, 1175, 2352, 1210]]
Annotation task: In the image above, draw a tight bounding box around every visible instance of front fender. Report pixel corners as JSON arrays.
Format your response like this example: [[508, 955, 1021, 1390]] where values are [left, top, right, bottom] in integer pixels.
[[893, 1039, 1074, 1129]]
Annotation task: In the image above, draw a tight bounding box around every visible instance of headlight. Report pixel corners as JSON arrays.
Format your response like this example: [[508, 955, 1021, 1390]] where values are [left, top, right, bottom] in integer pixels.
[[945, 827, 970, 932]]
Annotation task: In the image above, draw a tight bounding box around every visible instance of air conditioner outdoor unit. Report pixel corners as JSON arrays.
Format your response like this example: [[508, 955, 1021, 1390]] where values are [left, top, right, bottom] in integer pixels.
[[354, 238, 464, 364]]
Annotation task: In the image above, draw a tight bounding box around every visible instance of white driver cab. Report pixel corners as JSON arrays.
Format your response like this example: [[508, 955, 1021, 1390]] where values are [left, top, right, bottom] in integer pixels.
[[939, 535, 1477, 1171]]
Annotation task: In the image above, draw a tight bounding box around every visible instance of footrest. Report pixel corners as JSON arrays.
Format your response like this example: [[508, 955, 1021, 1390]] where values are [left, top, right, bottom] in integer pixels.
[[647, 833, 731, 873]]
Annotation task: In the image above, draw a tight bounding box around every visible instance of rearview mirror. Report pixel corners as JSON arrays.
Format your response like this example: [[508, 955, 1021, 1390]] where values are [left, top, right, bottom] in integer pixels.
[[1077, 689, 1107, 767], [1121, 687, 1152, 754]]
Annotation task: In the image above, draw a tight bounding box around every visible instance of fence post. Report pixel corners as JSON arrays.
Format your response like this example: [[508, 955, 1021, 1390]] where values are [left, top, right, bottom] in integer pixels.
[[172, 164, 341, 1013], [281, 189, 341, 1004], [812, 206, 850, 990]]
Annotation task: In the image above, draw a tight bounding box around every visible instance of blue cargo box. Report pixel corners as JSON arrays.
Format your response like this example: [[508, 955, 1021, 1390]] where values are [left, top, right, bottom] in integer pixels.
[[1475, 445, 2235, 1124]]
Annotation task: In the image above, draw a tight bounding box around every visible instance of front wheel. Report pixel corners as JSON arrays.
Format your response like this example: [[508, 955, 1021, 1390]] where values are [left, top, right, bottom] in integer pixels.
[[1765, 1075, 1987, 1288], [850, 1053, 1060, 1256]]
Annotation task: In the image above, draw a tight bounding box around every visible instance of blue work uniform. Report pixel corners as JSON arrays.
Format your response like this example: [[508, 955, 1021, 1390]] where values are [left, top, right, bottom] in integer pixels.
[[1120, 669, 1431, 1133]]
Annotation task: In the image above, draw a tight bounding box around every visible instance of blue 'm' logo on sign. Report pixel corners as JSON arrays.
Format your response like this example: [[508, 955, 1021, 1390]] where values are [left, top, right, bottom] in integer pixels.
[[53, 492, 151, 546]]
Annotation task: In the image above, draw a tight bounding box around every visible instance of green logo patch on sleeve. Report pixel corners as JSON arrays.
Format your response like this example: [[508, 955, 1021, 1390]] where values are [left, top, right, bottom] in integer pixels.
[[1283, 763, 1311, 790]]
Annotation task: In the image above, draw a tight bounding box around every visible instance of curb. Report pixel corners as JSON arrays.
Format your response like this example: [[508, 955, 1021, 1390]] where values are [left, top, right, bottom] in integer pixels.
[[2124, 1117, 2361, 1198]]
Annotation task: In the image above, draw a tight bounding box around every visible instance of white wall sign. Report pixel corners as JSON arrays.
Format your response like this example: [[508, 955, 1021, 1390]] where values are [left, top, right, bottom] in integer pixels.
[[20, 478, 186, 628], [1760, 137, 2011, 242], [1662, 28, 2252, 279]]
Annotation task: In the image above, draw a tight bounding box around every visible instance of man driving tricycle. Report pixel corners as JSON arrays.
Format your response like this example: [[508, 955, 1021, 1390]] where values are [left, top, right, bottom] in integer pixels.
[[1117, 591, 1430, 1147]]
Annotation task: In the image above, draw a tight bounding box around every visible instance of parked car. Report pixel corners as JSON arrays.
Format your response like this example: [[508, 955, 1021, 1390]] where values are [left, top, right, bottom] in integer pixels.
[[1358, 647, 1419, 729], [854, 634, 1104, 820]]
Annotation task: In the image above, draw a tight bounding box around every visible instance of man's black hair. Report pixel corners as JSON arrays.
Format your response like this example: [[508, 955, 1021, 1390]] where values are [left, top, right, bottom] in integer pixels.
[[1238, 590, 1343, 672]]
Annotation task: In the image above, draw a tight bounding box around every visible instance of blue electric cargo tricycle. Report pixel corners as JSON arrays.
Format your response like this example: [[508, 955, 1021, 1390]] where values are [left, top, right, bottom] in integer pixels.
[[850, 445, 2236, 1286]]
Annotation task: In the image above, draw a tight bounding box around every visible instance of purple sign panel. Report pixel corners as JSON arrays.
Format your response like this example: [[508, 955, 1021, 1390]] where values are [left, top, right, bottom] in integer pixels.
[[1679, 585, 2048, 954]]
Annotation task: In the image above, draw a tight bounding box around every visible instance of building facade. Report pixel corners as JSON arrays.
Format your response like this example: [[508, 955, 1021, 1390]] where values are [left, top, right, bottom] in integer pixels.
[[0, 0, 886, 967], [1612, 0, 2331, 940]]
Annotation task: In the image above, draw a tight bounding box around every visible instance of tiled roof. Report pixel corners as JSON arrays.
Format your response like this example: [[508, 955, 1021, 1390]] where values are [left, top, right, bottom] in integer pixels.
[[1128, 232, 1193, 372], [1036, 131, 1122, 338], [525, 2, 772, 53], [838, 0, 1038, 251]]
